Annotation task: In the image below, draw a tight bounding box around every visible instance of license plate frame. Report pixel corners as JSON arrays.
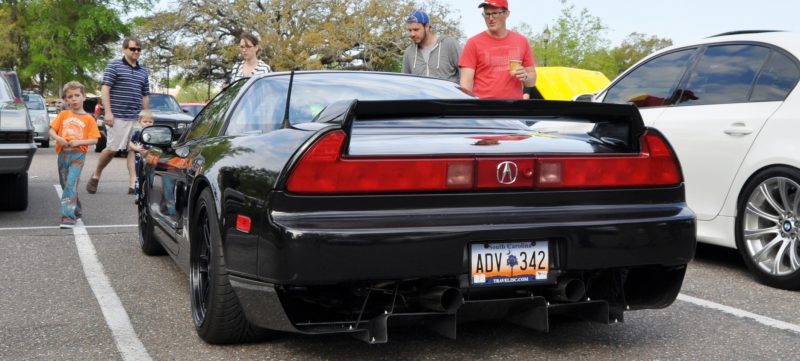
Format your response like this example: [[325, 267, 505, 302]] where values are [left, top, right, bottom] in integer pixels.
[[469, 241, 550, 287]]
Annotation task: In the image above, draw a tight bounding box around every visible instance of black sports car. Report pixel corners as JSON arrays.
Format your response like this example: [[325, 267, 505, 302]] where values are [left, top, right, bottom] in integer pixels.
[[138, 71, 696, 344]]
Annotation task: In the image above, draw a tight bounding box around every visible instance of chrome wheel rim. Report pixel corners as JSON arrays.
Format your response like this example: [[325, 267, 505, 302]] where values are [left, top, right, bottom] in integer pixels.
[[743, 176, 800, 276], [190, 205, 211, 327]]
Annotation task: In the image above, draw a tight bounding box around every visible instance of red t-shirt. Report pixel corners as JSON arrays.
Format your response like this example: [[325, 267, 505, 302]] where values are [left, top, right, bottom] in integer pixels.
[[459, 31, 536, 99]]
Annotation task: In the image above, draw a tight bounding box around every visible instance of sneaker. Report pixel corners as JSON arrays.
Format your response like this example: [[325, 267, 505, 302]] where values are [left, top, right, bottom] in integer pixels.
[[86, 177, 99, 194], [60, 221, 75, 229]]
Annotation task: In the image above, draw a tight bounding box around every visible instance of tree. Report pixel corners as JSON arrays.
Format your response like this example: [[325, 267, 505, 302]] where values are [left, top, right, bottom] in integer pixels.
[[611, 32, 673, 75], [0, 0, 147, 95], [506, 252, 518, 277], [133, 0, 462, 88], [534, 0, 610, 70], [514, 0, 671, 79]]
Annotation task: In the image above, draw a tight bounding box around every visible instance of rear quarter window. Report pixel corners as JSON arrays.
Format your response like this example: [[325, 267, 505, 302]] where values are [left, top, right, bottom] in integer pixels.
[[750, 50, 800, 102]]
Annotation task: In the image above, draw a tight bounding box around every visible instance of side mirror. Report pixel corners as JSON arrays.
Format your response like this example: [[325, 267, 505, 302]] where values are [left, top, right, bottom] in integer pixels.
[[573, 93, 595, 102], [141, 125, 174, 147], [182, 108, 190, 114]]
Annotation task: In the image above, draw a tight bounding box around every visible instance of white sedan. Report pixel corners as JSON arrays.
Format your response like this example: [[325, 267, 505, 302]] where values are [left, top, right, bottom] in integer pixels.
[[584, 31, 800, 289]]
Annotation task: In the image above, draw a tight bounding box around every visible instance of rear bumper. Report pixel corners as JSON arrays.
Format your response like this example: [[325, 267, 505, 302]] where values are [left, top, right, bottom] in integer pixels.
[[231, 187, 695, 340], [262, 200, 695, 285], [0, 142, 36, 173]]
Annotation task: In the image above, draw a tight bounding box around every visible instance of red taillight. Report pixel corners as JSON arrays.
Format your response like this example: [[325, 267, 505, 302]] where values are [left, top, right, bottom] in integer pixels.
[[536, 131, 681, 189], [287, 131, 474, 193], [286, 130, 681, 194]]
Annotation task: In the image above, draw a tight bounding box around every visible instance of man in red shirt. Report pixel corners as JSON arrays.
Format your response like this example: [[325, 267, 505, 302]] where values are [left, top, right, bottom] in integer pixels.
[[459, 0, 537, 99]]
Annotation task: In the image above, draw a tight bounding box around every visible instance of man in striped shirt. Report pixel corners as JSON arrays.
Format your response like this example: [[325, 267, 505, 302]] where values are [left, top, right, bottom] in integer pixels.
[[86, 37, 150, 194]]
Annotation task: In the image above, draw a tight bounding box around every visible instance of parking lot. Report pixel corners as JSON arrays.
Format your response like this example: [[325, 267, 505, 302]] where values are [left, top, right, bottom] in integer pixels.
[[1, 147, 799, 360]]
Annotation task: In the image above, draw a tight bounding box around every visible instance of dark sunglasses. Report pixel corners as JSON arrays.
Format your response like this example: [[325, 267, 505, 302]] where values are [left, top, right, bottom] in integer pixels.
[[127, 47, 142, 52]]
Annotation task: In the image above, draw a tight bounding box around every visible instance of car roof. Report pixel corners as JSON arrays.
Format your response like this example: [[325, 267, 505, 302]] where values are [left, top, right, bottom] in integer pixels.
[[654, 31, 800, 58]]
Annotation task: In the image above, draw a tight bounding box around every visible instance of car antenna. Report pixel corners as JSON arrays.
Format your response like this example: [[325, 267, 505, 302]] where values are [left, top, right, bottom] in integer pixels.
[[281, 70, 294, 129]]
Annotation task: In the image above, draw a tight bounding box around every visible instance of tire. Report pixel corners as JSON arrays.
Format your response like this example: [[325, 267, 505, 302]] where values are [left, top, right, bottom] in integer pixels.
[[41, 139, 50, 148], [190, 188, 271, 344], [1, 172, 28, 211], [736, 166, 800, 290], [137, 177, 166, 255]]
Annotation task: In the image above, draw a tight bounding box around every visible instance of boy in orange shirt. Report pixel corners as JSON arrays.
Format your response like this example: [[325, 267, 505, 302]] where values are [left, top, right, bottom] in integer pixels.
[[49, 81, 101, 228]]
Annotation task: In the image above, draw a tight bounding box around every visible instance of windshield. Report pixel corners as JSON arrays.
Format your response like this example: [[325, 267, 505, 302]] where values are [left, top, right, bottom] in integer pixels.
[[149, 94, 182, 112], [23, 94, 45, 110]]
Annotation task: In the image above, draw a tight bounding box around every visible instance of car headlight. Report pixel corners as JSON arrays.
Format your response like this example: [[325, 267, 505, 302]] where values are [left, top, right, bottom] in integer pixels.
[[177, 123, 187, 129]]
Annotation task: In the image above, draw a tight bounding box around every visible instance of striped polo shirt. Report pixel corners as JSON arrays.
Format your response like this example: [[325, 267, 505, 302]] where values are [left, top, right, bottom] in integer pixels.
[[102, 58, 150, 120]]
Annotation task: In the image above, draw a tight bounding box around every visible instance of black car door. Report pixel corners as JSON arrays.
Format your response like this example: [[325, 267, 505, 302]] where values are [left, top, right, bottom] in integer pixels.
[[149, 81, 248, 254]]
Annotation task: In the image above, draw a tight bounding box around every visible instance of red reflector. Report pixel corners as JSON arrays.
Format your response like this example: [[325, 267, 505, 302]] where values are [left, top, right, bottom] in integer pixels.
[[236, 215, 251, 233]]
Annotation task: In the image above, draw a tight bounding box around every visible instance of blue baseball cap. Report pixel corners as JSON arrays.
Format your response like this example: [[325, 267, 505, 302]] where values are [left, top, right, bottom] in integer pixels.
[[406, 10, 430, 25]]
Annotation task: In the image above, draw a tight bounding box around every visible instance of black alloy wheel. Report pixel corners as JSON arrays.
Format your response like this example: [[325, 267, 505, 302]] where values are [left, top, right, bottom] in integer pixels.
[[190, 202, 212, 329], [189, 188, 271, 344], [137, 177, 165, 255], [736, 166, 800, 290]]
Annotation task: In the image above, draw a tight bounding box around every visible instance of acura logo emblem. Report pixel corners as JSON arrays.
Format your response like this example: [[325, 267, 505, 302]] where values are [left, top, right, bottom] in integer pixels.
[[497, 161, 518, 184]]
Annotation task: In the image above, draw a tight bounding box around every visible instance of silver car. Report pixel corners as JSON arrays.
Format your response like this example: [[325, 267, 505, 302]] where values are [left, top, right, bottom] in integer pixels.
[[22, 92, 50, 147]]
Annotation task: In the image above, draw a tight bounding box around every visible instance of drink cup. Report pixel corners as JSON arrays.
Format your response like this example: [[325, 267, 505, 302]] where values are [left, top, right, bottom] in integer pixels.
[[508, 60, 522, 76]]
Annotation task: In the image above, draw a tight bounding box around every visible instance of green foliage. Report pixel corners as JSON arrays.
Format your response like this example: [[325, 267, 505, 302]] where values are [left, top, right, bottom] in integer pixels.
[[517, 0, 672, 79], [133, 0, 462, 86], [0, 0, 147, 96], [611, 32, 673, 75], [175, 82, 210, 103]]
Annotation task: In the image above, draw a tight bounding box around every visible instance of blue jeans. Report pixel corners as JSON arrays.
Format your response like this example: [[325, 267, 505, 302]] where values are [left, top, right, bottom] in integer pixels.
[[58, 150, 86, 222]]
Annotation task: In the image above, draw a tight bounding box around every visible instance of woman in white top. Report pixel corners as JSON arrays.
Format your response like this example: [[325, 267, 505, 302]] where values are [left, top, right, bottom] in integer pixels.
[[230, 33, 272, 83]]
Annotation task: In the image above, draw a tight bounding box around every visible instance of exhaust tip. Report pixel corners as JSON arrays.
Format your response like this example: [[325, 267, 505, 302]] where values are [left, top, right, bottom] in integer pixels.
[[545, 278, 586, 302], [420, 286, 463, 313]]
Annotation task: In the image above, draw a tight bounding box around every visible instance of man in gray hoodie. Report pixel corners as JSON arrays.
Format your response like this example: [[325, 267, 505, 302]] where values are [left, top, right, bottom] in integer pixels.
[[401, 10, 462, 83]]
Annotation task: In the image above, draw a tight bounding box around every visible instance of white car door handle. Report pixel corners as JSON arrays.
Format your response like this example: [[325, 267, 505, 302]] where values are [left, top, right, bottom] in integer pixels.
[[724, 124, 753, 136]]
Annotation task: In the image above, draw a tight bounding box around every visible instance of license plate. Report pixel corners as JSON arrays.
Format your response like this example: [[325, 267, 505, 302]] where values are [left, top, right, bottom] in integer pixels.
[[470, 241, 549, 286]]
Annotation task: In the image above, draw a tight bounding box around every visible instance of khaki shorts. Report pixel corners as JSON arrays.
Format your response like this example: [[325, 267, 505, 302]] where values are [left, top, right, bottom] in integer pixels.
[[106, 118, 136, 151]]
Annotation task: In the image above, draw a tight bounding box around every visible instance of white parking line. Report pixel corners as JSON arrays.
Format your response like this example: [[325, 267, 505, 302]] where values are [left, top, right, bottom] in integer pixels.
[[0, 224, 137, 231], [54, 185, 152, 361], [678, 293, 800, 334]]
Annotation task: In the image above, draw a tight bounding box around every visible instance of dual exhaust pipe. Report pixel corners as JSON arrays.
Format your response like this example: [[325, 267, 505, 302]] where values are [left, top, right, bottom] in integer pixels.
[[417, 278, 586, 313]]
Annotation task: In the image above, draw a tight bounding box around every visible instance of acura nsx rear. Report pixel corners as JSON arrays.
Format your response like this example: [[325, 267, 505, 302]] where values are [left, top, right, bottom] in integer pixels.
[[137, 72, 695, 344]]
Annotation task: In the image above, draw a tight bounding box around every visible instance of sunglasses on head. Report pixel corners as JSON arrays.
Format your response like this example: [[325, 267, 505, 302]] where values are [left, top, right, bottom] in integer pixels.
[[127, 47, 142, 52]]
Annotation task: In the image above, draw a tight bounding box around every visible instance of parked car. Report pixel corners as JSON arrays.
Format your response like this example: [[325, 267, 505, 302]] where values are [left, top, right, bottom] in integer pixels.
[[137, 71, 695, 344], [93, 93, 193, 153], [47, 106, 59, 123], [0, 73, 35, 210], [149, 93, 194, 137], [579, 30, 800, 289], [0, 70, 22, 103], [180, 102, 206, 117], [22, 92, 50, 147]]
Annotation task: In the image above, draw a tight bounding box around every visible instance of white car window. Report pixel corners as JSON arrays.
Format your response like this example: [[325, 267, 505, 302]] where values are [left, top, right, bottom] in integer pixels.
[[678, 45, 770, 106], [751, 51, 800, 102]]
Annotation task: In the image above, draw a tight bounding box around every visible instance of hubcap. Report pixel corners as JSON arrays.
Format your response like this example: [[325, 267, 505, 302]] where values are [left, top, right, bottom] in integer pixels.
[[743, 177, 800, 276]]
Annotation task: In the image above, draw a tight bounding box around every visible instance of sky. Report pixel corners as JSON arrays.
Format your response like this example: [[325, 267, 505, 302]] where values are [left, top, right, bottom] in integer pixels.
[[437, 0, 800, 46]]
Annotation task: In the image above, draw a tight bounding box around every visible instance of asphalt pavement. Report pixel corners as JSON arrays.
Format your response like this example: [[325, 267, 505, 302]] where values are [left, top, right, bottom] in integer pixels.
[[1, 146, 798, 360]]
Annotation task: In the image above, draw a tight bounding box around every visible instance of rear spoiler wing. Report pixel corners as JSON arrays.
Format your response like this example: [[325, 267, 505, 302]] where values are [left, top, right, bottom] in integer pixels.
[[313, 98, 646, 152]]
